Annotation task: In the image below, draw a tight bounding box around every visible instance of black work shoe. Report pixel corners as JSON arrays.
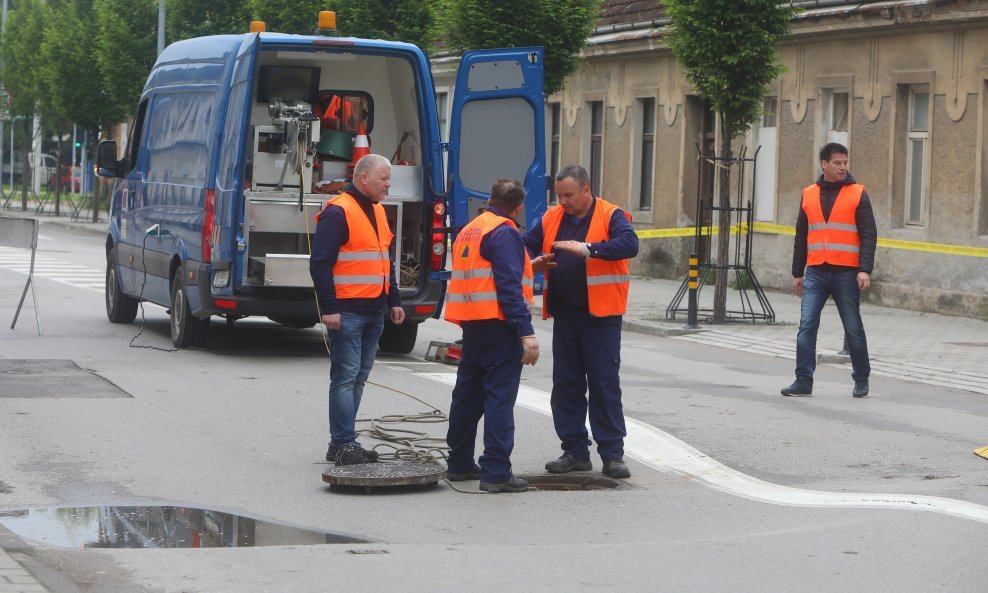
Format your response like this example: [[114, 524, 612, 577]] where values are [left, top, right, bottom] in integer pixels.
[[852, 381, 870, 398], [479, 476, 529, 493], [333, 443, 371, 466], [602, 459, 631, 479], [446, 464, 482, 481], [545, 453, 593, 473], [327, 443, 378, 463], [780, 379, 813, 397]]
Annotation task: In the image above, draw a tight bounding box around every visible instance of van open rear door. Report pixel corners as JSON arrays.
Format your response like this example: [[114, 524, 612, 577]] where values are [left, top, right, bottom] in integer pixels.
[[447, 47, 546, 233]]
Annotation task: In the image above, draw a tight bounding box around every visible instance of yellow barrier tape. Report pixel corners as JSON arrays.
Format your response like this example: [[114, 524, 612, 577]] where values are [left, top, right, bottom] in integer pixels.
[[636, 222, 988, 258]]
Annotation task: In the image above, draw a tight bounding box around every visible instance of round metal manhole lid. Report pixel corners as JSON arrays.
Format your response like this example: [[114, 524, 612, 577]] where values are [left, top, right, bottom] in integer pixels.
[[322, 462, 446, 490]]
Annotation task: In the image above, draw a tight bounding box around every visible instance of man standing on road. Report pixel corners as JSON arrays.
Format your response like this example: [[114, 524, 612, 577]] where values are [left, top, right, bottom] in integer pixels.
[[523, 165, 639, 479], [781, 142, 877, 398], [310, 153, 404, 465], [445, 179, 539, 494]]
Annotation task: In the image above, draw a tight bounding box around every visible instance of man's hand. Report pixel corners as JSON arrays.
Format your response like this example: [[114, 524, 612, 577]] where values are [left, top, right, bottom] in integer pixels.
[[520, 335, 540, 366], [857, 272, 871, 290], [792, 277, 804, 298], [552, 240, 587, 258], [321, 313, 341, 330], [530, 253, 557, 272], [391, 306, 406, 325]]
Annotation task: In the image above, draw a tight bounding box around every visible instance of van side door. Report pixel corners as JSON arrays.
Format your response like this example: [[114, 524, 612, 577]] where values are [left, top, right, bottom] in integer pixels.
[[447, 47, 546, 233]]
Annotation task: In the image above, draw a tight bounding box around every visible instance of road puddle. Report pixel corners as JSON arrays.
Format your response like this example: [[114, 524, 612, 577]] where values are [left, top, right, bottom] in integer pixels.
[[0, 506, 367, 548]]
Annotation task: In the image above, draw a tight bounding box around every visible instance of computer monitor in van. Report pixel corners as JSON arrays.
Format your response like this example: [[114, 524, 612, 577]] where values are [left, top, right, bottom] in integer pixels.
[[257, 65, 320, 104]]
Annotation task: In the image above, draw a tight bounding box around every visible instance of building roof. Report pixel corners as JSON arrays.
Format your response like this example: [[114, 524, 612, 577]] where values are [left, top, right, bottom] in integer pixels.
[[597, 0, 663, 28]]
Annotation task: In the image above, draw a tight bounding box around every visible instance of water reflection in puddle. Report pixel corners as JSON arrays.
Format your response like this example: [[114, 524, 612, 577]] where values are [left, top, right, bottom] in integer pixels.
[[0, 506, 366, 548]]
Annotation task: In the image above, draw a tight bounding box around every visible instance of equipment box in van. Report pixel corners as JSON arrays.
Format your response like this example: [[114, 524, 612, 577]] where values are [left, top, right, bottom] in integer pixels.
[[97, 14, 546, 351]]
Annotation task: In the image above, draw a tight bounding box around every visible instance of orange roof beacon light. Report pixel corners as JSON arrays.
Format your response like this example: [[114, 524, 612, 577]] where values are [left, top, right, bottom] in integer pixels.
[[317, 11, 338, 37], [249, 21, 266, 33]]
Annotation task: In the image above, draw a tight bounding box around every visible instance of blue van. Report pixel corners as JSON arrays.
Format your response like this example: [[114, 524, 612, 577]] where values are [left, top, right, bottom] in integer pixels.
[[97, 19, 546, 350]]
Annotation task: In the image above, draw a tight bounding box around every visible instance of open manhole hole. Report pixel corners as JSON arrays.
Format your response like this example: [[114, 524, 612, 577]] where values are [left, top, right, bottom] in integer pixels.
[[517, 474, 624, 491], [0, 506, 368, 548]]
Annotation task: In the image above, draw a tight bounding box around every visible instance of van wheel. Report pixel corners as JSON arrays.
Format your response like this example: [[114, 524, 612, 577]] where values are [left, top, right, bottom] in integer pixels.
[[378, 321, 417, 354], [170, 270, 209, 348], [106, 248, 138, 324]]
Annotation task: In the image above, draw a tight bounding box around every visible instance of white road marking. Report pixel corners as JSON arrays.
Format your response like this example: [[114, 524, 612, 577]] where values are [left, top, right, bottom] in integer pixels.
[[416, 371, 988, 525], [0, 246, 103, 294]]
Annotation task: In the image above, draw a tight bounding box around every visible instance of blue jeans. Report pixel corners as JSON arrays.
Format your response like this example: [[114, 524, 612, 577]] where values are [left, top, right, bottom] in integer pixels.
[[795, 267, 870, 383], [327, 311, 384, 446]]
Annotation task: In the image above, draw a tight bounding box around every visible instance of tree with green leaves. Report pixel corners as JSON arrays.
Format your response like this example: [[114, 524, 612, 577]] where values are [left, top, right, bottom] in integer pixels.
[[0, 0, 46, 209], [167, 0, 252, 41], [93, 0, 158, 126], [248, 0, 325, 35], [327, 0, 434, 52], [449, 0, 599, 96], [665, 0, 796, 322]]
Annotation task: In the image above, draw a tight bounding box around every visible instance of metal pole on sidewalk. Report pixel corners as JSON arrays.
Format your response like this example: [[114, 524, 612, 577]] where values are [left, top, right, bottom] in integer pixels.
[[687, 252, 699, 329]]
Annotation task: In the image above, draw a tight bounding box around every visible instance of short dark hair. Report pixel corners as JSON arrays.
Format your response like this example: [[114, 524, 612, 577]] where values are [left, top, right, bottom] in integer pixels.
[[820, 142, 848, 162], [489, 178, 526, 211], [555, 164, 591, 189]]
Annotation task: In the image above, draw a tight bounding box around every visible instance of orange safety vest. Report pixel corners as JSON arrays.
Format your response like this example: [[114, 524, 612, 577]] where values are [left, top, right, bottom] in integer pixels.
[[318, 192, 393, 299], [444, 210, 534, 324], [801, 183, 863, 268], [540, 197, 631, 319]]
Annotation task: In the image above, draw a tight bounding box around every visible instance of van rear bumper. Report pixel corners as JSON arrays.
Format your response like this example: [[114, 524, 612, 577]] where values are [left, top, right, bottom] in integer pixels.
[[193, 264, 443, 323]]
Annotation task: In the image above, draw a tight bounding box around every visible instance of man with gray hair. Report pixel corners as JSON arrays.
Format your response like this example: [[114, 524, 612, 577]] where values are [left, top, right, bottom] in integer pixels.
[[310, 153, 405, 465]]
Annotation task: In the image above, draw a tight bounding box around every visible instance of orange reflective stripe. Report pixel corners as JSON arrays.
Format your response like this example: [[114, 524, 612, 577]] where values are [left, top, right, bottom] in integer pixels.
[[801, 184, 863, 268], [444, 210, 534, 324], [539, 197, 631, 319], [329, 193, 394, 299]]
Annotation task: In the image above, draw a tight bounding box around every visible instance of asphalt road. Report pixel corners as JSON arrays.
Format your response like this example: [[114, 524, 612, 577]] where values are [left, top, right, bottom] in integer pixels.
[[1, 222, 986, 593]]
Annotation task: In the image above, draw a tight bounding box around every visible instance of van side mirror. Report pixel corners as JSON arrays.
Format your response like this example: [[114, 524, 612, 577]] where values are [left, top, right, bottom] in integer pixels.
[[96, 140, 120, 178]]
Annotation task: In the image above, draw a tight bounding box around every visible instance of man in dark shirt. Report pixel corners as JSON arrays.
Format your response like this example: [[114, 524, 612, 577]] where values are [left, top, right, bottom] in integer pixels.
[[524, 165, 639, 479], [310, 154, 404, 464], [782, 142, 877, 398]]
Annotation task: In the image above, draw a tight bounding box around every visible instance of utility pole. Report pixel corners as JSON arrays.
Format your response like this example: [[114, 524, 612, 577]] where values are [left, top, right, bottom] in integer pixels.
[[158, 0, 165, 55]]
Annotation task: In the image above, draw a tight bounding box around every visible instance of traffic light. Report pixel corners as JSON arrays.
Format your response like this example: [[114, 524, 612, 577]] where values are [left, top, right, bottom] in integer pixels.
[[74, 141, 82, 148]]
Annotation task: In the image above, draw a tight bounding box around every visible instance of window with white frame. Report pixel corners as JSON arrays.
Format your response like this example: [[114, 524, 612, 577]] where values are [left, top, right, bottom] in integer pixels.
[[548, 102, 561, 203], [905, 88, 929, 225], [827, 90, 849, 145], [435, 91, 449, 141], [631, 97, 655, 210], [587, 101, 603, 195]]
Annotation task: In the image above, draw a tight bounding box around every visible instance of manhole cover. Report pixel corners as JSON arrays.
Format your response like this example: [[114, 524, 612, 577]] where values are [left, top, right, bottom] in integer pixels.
[[0, 360, 131, 399], [517, 474, 623, 491], [322, 462, 446, 492]]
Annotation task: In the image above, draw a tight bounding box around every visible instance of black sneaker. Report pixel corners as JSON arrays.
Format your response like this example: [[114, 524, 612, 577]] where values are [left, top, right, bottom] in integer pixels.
[[479, 476, 529, 493], [545, 453, 593, 473], [602, 458, 631, 479], [333, 443, 371, 466], [446, 464, 482, 481], [852, 381, 869, 398], [780, 379, 813, 397], [327, 443, 379, 463]]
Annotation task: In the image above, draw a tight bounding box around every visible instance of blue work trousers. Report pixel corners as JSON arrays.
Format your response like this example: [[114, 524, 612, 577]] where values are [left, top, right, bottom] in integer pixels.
[[795, 267, 871, 383], [327, 311, 384, 446], [550, 304, 626, 461], [446, 323, 523, 483]]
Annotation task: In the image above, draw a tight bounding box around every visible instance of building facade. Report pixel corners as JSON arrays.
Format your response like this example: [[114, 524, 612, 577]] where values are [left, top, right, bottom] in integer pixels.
[[433, 0, 988, 319]]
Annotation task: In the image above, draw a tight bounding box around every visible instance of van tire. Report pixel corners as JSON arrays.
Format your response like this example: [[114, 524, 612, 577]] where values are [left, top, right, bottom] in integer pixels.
[[106, 248, 139, 324], [378, 320, 417, 354], [170, 270, 209, 348]]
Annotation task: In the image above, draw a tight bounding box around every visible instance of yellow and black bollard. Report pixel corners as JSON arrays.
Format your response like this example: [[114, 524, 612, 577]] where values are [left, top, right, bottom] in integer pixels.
[[687, 252, 699, 329]]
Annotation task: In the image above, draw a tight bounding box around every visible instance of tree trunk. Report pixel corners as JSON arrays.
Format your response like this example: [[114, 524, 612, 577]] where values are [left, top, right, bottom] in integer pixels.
[[19, 149, 30, 211], [712, 117, 732, 322]]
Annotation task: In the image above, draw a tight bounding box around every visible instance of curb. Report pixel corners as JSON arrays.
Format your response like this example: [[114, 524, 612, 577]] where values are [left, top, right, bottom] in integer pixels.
[[0, 523, 81, 593]]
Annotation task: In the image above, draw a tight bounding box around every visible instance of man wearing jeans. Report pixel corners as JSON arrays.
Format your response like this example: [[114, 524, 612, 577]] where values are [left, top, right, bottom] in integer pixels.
[[781, 142, 877, 398], [310, 154, 404, 464]]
